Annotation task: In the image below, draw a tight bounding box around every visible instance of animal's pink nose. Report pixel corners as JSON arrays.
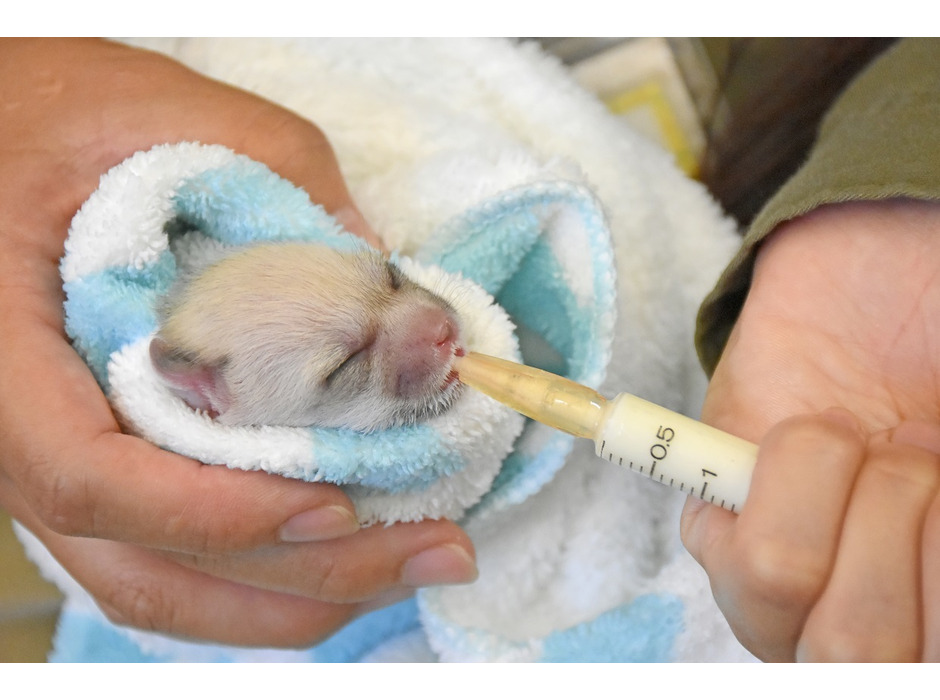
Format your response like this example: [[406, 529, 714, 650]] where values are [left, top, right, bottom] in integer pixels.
[[433, 313, 458, 349], [394, 306, 460, 398]]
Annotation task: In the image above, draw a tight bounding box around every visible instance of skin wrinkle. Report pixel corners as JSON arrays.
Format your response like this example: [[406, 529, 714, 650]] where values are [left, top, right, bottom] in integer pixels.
[[32, 70, 64, 100], [53, 426, 129, 540], [99, 552, 197, 637], [156, 465, 265, 556], [890, 276, 940, 422], [875, 306, 940, 426], [37, 460, 90, 537], [245, 109, 331, 185], [166, 538, 337, 602]]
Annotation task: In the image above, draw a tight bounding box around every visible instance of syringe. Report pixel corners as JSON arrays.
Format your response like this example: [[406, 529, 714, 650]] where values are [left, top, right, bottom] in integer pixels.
[[454, 352, 759, 512]]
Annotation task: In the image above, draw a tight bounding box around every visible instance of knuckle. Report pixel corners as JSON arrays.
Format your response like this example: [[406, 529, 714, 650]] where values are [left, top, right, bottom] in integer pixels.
[[775, 413, 865, 465], [301, 552, 341, 600], [160, 512, 220, 557], [731, 532, 828, 610], [159, 494, 259, 556], [867, 442, 940, 493], [24, 460, 96, 537], [799, 624, 918, 662], [258, 111, 332, 165], [97, 570, 179, 634], [279, 544, 366, 603], [798, 629, 860, 662]]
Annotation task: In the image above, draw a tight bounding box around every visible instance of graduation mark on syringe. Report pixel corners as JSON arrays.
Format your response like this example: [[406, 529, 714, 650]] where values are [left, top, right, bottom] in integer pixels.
[[455, 352, 757, 514]]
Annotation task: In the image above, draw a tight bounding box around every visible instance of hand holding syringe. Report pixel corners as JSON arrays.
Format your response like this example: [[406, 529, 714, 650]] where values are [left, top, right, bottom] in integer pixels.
[[455, 352, 759, 512]]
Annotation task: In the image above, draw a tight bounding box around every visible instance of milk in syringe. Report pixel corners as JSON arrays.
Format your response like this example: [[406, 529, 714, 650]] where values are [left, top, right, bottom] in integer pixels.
[[454, 352, 758, 512]]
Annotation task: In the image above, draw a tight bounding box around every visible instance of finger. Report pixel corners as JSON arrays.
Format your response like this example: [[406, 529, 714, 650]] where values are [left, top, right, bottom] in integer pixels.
[[798, 428, 940, 661], [693, 409, 866, 661], [243, 115, 384, 250], [125, 49, 386, 250], [228, 105, 383, 247], [166, 518, 478, 603], [906, 425, 940, 661], [6, 39, 383, 251], [7, 485, 472, 647], [892, 421, 940, 662], [1, 321, 477, 598], [921, 485, 940, 661], [0, 309, 361, 554], [28, 520, 362, 648], [680, 494, 737, 566]]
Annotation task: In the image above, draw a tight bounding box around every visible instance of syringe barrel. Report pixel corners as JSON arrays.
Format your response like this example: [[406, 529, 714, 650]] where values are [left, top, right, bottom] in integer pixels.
[[595, 393, 758, 513]]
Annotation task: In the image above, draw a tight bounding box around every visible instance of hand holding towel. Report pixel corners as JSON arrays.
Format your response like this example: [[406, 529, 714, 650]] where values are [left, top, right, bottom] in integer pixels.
[[18, 38, 754, 662]]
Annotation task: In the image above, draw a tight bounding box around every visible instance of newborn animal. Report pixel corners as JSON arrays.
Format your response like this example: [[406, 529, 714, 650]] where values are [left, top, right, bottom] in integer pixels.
[[150, 243, 463, 431]]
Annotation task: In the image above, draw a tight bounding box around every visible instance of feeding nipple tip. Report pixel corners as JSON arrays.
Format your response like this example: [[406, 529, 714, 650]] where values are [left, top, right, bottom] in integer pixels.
[[454, 351, 606, 439]]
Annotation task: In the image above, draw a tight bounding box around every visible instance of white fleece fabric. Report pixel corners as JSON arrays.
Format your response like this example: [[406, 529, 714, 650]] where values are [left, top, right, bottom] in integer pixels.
[[16, 38, 754, 662]]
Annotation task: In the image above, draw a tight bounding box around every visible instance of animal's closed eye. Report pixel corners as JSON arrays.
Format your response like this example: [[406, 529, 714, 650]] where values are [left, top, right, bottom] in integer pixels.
[[323, 332, 376, 386], [386, 262, 405, 291], [324, 350, 360, 386]]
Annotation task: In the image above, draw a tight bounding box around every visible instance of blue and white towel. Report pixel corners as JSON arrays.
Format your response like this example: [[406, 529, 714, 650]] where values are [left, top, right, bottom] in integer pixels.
[[17, 38, 753, 662]]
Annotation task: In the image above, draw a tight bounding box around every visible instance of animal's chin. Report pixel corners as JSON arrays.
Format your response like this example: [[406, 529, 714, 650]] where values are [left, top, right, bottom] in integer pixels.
[[393, 375, 464, 429], [440, 368, 459, 391], [406, 346, 464, 413], [439, 349, 463, 392]]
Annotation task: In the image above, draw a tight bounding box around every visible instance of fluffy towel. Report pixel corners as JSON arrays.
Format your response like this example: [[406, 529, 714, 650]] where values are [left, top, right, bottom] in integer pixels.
[[17, 38, 754, 662]]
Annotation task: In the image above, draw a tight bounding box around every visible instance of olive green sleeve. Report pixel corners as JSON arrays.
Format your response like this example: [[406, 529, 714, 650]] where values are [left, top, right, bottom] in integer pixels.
[[696, 38, 940, 375]]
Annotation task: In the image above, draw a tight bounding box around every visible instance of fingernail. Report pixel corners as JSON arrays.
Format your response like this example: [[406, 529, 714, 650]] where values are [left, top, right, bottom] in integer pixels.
[[278, 505, 360, 542], [401, 543, 478, 587]]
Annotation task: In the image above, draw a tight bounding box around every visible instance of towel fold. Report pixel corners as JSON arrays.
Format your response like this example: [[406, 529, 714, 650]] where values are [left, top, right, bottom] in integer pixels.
[[17, 38, 754, 662]]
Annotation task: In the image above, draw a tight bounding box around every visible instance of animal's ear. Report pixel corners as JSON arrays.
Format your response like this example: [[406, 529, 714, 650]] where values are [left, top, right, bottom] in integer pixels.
[[149, 336, 232, 418]]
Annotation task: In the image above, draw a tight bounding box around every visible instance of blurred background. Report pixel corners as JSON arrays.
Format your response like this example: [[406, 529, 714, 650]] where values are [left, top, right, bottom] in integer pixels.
[[537, 37, 895, 225], [0, 36, 896, 663]]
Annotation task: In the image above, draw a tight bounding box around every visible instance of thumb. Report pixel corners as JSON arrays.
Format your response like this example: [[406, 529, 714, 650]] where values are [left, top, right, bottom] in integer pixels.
[[231, 110, 385, 250]]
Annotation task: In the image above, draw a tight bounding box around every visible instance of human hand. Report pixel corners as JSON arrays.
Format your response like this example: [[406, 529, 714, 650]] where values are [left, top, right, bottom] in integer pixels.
[[681, 199, 940, 661], [0, 38, 475, 648]]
